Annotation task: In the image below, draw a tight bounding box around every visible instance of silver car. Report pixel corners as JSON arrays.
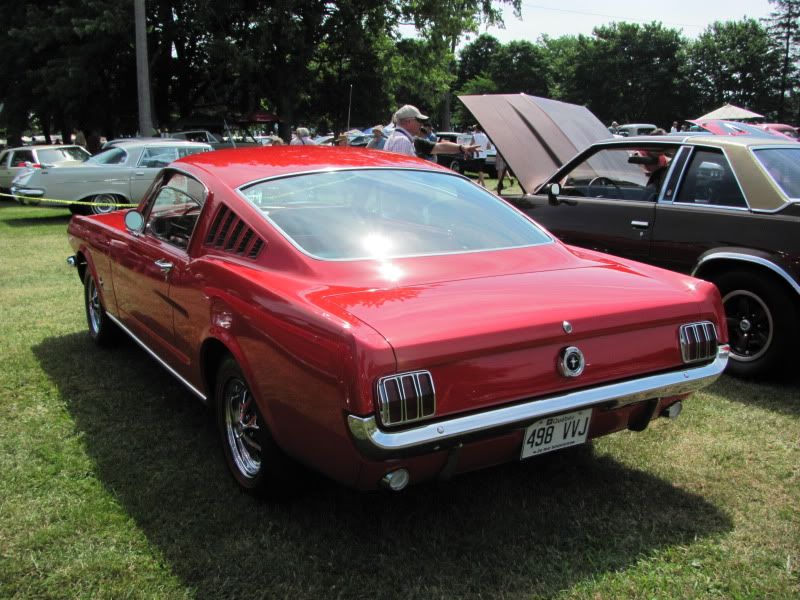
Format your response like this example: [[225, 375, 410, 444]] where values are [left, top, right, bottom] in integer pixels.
[[0, 145, 90, 193], [11, 139, 211, 214]]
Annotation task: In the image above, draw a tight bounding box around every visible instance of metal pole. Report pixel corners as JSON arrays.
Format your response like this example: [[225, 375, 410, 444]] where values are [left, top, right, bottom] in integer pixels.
[[346, 84, 353, 131], [134, 0, 155, 136]]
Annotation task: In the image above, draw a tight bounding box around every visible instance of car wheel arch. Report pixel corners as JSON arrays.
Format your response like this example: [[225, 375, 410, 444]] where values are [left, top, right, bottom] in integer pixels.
[[693, 252, 800, 299], [198, 335, 278, 424], [695, 257, 799, 376]]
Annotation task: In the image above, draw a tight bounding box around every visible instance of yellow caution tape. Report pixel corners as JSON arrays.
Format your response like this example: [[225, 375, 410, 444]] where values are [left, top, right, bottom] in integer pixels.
[[0, 191, 136, 207]]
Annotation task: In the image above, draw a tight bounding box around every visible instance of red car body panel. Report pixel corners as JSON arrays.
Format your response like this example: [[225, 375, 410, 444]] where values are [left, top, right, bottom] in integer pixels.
[[67, 147, 728, 490]]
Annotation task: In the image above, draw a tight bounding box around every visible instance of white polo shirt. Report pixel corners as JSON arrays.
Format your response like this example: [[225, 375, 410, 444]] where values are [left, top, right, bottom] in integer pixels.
[[384, 127, 415, 156]]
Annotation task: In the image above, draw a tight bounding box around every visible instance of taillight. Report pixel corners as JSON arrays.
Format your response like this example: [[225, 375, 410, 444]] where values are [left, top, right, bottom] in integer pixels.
[[679, 321, 718, 363], [377, 371, 436, 427]]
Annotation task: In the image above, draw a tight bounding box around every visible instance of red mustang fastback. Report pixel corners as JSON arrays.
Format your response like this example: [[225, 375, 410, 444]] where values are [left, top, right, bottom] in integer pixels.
[[67, 146, 729, 495]]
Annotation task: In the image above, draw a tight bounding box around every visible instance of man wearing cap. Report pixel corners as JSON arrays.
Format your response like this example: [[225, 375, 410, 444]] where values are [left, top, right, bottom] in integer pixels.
[[385, 105, 479, 159]]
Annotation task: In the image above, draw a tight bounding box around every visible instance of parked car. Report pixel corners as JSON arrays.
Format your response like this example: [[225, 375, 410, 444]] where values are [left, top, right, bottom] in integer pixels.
[[755, 123, 799, 140], [11, 139, 211, 215], [470, 97, 797, 377], [690, 119, 796, 140], [616, 123, 658, 137], [170, 129, 260, 149], [464, 94, 800, 377], [0, 145, 90, 193], [66, 145, 727, 496], [435, 132, 498, 178]]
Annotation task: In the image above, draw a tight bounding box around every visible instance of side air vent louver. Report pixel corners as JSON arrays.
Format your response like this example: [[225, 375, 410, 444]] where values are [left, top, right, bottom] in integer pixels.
[[204, 205, 265, 259], [679, 321, 718, 364]]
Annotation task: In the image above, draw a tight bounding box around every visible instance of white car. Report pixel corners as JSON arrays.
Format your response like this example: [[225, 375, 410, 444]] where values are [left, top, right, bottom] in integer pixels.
[[11, 139, 211, 214], [0, 145, 90, 193]]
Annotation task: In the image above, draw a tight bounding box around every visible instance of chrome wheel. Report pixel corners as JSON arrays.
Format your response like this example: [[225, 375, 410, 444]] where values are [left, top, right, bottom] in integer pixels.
[[91, 193, 118, 215], [87, 276, 102, 335], [223, 377, 262, 479], [723, 289, 773, 362]]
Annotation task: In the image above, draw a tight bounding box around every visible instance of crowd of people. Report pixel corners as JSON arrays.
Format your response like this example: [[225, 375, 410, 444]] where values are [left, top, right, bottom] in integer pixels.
[[284, 103, 514, 190]]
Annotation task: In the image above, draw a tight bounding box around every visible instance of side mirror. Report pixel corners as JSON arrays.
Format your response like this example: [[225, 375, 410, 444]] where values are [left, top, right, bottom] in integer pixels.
[[547, 182, 561, 205], [124, 210, 145, 232]]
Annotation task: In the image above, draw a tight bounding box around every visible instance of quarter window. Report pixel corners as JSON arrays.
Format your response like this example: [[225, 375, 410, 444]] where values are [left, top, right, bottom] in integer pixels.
[[145, 173, 206, 250], [753, 147, 800, 199], [11, 149, 35, 166], [675, 149, 747, 208]]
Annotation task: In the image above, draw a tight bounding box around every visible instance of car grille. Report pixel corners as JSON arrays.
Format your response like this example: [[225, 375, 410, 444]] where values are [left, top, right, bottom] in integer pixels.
[[679, 321, 718, 363], [377, 371, 436, 427], [205, 205, 264, 259]]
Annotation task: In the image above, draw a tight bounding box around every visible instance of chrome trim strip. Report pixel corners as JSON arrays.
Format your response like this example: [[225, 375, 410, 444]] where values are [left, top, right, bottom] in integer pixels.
[[348, 347, 729, 459], [692, 252, 800, 296], [105, 312, 207, 402]]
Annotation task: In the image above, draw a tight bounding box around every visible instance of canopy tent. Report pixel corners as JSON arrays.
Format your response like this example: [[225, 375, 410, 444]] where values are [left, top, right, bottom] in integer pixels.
[[459, 93, 612, 193], [696, 104, 764, 121]]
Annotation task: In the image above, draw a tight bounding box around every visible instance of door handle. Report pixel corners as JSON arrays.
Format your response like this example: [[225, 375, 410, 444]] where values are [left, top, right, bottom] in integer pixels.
[[631, 220, 650, 229], [154, 259, 174, 272], [135, 171, 145, 176]]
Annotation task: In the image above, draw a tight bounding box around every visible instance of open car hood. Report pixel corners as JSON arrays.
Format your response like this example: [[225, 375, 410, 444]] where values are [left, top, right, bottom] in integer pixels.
[[459, 94, 612, 193]]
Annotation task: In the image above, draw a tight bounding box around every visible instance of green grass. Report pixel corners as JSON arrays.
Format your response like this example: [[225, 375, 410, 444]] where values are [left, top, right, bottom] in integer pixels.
[[0, 199, 798, 599]]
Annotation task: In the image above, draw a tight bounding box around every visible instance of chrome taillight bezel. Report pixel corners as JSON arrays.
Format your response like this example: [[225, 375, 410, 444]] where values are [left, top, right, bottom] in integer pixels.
[[376, 370, 436, 427], [679, 321, 718, 364]]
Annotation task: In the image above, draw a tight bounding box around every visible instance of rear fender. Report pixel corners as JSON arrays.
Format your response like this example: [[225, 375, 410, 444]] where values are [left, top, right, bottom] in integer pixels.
[[692, 248, 800, 298]]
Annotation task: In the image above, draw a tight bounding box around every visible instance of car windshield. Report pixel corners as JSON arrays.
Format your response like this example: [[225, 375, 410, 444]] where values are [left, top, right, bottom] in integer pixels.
[[753, 147, 800, 199], [240, 169, 551, 260], [87, 147, 128, 165], [37, 147, 90, 163]]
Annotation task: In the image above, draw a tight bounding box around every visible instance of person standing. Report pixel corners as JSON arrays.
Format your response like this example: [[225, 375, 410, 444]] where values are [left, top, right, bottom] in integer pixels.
[[73, 128, 87, 148], [290, 127, 315, 145], [469, 125, 490, 187], [384, 104, 478, 159], [366, 126, 385, 150]]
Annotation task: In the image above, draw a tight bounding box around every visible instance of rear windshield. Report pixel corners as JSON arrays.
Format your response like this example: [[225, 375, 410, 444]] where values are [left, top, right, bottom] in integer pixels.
[[753, 147, 800, 199], [240, 169, 551, 260], [37, 147, 90, 164]]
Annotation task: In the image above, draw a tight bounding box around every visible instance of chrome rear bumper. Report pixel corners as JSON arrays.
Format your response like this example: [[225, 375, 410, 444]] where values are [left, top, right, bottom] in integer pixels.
[[348, 346, 729, 459]]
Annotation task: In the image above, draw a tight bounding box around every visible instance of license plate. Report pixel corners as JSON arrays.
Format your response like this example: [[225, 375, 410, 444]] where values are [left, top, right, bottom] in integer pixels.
[[520, 409, 592, 459]]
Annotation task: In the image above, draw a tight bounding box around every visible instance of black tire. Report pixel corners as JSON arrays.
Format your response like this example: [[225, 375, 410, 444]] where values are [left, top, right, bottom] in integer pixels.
[[714, 269, 797, 377], [83, 269, 119, 346], [449, 159, 463, 174], [214, 356, 301, 499]]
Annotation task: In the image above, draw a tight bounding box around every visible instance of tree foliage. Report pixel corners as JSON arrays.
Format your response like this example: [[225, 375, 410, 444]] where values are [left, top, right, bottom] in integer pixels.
[[0, 1, 796, 144], [686, 19, 782, 118]]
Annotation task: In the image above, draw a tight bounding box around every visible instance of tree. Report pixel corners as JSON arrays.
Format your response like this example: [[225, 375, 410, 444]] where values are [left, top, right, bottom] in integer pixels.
[[399, 0, 520, 128], [565, 22, 689, 127], [687, 19, 781, 119], [764, 0, 800, 120]]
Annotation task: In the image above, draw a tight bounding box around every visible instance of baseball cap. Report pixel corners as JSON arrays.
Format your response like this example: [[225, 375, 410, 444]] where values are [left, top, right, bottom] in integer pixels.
[[393, 105, 429, 123]]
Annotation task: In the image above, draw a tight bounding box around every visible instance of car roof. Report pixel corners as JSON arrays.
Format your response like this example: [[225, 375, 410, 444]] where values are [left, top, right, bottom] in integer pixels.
[[175, 146, 450, 189], [610, 134, 797, 148], [4, 144, 85, 151], [109, 139, 211, 148]]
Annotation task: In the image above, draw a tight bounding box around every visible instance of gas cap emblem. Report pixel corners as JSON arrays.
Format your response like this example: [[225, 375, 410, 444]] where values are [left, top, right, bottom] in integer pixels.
[[558, 346, 585, 378], [562, 321, 573, 334]]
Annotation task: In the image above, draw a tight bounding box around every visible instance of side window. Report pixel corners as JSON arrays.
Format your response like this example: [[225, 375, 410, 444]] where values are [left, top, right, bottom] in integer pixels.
[[145, 174, 205, 250], [675, 148, 747, 208], [559, 146, 676, 201], [0, 151, 9, 166], [139, 146, 178, 169], [11, 149, 35, 166]]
